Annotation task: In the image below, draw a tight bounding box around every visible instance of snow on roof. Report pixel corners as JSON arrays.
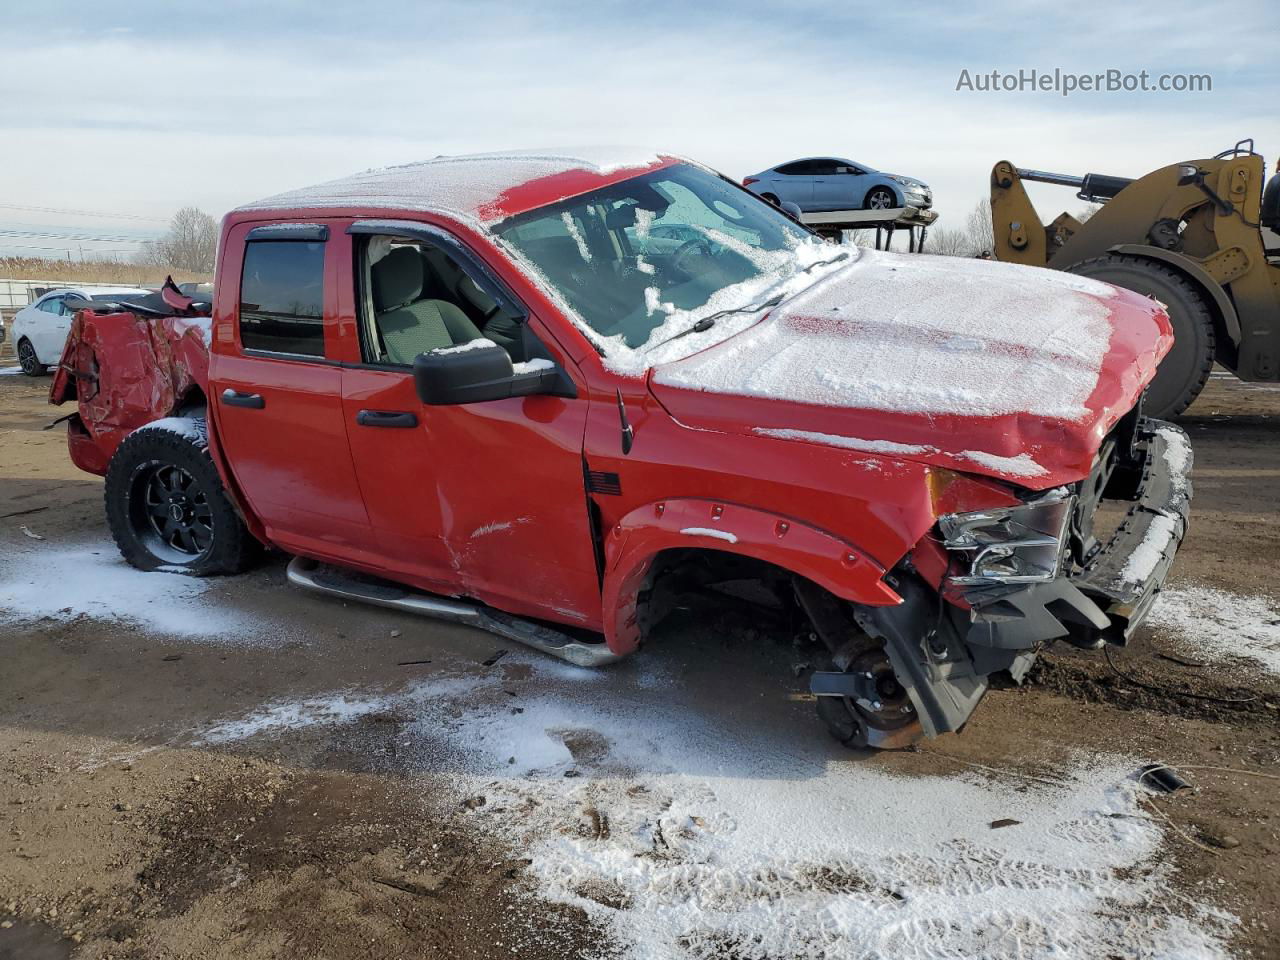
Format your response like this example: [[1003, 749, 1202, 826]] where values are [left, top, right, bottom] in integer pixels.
[[236, 148, 667, 224], [653, 249, 1118, 422]]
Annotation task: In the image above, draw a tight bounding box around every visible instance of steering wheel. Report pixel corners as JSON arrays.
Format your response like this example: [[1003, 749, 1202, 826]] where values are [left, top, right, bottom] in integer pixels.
[[671, 237, 715, 277]]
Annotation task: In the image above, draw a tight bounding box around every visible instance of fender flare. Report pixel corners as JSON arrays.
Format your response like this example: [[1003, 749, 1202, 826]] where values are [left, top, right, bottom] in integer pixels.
[[1107, 243, 1243, 345], [600, 498, 903, 656]]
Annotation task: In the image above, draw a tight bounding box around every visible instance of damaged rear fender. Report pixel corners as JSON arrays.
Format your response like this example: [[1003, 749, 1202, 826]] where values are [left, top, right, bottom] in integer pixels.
[[600, 498, 902, 655]]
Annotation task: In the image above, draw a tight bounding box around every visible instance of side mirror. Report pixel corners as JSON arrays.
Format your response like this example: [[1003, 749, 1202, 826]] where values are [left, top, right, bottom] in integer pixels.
[[779, 201, 804, 223], [413, 339, 560, 405]]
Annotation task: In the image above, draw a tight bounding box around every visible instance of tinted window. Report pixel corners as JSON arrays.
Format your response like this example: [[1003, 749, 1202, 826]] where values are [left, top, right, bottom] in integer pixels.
[[775, 161, 814, 176], [808, 159, 844, 175], [239, 241, 326, 356]]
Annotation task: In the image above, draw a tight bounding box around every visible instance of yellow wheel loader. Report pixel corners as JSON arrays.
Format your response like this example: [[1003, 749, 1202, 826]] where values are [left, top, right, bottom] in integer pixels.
[[990, 140, 1280, 417]]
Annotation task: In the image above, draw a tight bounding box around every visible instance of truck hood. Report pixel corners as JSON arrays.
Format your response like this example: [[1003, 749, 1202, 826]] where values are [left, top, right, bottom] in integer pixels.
[[648, 249, 1172, 489]]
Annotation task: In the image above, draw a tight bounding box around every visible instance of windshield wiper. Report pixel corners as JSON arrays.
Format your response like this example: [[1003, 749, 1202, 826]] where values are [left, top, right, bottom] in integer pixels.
[[641, 251, 851, 354], [641, 292, 786, 353]]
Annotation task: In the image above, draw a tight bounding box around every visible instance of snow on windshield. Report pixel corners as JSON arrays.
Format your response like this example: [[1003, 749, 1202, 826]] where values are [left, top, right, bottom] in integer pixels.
[[493, 164, 851, 372], [655, 250, 1119, 420]]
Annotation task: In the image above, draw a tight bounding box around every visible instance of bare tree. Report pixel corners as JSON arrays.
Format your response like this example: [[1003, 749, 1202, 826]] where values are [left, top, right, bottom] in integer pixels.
[[140, 207, 218, 272], [1076, 202, 1102, 223], [964, 197, 995, 257], [922, 226, 976, 257]]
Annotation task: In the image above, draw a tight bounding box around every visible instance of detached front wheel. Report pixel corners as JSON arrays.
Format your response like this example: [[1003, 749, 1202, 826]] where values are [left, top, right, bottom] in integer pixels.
[[104, 419, 257, 575]]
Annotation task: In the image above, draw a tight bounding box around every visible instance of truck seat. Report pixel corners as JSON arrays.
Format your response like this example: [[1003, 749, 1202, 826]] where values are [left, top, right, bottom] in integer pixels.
[[371, 248, 482, 364]]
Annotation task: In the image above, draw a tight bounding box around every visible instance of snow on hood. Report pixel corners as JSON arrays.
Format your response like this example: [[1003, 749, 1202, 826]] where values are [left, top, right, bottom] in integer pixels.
[[649, 249, 1172, 488]]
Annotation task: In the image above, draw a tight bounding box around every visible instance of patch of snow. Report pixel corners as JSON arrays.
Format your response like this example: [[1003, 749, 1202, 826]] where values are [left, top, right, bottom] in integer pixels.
[[956, 449, 1048, 478], [561, 211, 592, 261], [680, 527, 738, 543], [1148, 584, 1280, 676], [237, 148, 664, 224], [654, 250, 1125, 421], [1118, 514, 1179, 585], [512, 358, 555, 374], [133, 416, 204, 442], [0, 541, 262, 642], [196, 692, 397, 745], [1157, 426, 1193, 490], [0, 364, 25, 376], [755, 427, 932, 456], [432, 337, 497, 355], [644, 286, 674, 318], [590, 240, 853, 374], [201, 665, 1233, 959]]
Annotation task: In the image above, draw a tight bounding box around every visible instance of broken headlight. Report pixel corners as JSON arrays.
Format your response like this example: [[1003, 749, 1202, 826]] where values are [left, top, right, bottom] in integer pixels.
[[937, 491, 1074, 586]]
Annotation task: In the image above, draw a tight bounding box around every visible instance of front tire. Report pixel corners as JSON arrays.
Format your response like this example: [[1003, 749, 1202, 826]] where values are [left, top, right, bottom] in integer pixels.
[[1066, 254, 1215, 418], [17, 338, 44, 376], [864, 187, 895, 211], [104, 419, 257, 575]]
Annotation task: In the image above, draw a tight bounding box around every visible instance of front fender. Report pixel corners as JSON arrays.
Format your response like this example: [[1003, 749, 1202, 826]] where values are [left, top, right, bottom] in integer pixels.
[[600, 497, 903, 655]]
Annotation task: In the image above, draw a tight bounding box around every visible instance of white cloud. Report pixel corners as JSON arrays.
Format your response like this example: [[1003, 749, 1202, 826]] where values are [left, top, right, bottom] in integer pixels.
[[0, 2, 1272, 231]]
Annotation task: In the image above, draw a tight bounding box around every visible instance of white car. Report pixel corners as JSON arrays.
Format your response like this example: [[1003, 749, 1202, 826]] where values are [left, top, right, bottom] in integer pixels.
[[12, 287, 150, 376]]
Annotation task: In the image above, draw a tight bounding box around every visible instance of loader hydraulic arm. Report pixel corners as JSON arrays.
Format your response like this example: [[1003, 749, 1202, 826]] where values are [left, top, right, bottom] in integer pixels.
[[990, 161, 1049, 265]]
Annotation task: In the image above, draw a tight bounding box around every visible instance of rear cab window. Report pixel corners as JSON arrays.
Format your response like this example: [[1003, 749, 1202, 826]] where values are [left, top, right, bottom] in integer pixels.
[[238, 240, 326, 357]]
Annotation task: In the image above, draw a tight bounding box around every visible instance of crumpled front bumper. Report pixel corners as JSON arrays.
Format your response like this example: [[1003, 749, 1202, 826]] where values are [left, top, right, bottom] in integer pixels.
[[964, 418, 1192, 651], [842, 418, 1193, 742]]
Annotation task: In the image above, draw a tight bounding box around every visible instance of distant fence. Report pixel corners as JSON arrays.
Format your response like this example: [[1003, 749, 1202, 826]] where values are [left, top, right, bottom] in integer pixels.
[[0, 277, 144, 312]]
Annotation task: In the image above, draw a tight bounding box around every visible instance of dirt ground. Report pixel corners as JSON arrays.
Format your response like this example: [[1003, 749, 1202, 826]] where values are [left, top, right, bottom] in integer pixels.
[[1, 363, 1277, 959]]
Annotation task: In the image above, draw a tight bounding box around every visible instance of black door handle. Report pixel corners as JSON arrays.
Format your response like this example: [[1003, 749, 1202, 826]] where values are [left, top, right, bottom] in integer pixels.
[[221, 388, 264, 409], [356, 410, 418, 428]]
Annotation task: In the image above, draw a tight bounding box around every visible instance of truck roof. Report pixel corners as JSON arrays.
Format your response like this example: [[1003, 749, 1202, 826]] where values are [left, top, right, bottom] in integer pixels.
[[234, 148, 675, 227]]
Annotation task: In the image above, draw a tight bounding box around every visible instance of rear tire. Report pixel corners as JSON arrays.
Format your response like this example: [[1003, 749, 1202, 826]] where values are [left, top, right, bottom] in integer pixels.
[[1065, 254, 1215, 418], [104, 419, 258, 575], [17, 338, 44, 376], [761, 193, 780, 206]]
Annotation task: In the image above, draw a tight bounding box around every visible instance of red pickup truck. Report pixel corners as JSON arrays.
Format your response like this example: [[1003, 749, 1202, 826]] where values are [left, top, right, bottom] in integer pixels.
[[50, 150, 1192, 749]]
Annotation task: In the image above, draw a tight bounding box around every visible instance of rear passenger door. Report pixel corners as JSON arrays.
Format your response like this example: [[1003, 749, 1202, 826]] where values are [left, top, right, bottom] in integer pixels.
[[209, 222, 376, 562], [772, 161, 816, 209]]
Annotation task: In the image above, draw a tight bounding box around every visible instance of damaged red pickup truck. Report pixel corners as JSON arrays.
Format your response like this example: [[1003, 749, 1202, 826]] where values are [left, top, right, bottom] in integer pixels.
[[50, 150, 1192, 748]]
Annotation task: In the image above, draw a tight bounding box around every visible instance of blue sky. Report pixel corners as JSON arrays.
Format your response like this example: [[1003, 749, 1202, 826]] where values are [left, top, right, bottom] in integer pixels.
[[1, 0, 1274, 258]]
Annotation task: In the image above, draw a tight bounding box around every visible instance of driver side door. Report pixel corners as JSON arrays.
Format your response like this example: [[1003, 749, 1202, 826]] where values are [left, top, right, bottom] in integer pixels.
[[811, 160, 864, 212], [336, 222, 604, 628]]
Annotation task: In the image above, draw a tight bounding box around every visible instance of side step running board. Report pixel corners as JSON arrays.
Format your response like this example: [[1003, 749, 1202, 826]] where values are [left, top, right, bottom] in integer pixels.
[[285, 556, 622, 668]]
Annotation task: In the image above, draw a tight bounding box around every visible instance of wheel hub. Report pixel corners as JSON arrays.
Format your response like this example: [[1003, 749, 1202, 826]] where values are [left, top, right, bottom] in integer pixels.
[[130, 462, 213, 560]]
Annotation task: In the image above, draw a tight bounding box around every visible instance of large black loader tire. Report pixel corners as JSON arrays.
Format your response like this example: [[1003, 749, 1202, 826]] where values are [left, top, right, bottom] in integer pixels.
[[1065, 254, 1215, 418], [104, 418, 258, 575]]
